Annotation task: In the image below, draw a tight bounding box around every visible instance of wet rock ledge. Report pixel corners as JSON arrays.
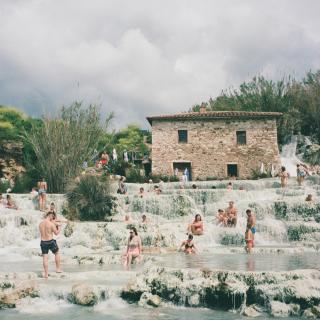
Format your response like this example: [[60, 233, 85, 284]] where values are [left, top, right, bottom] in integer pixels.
[[121, 266, 320, 317]]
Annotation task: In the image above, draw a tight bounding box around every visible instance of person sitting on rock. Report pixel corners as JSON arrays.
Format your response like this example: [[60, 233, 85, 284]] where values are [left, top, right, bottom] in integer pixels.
[[124, 227, 142, 269], [216, 209, 227, 227], [305, 194, 314, 202], [226, 201, 237, 227], [227, 182, 233, 191], [180, 234, 197, 254], [6, 194, 18, 210], [188, 214, 204, 235]]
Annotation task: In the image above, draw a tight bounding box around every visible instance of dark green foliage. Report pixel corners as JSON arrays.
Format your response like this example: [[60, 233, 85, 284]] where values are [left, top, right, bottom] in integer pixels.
[[251, 169, 271, 180], [66, 175, 115, 221], [274, 202, 288, 219], [190, 71, 320, 147], [0, 180, 10, 193], [12, 174, 36, 193], [26, 102, 113, 192], [125, 167, 145, 183]]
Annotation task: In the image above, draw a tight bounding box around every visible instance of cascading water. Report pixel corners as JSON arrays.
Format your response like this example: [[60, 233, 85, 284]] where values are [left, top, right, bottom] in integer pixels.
[[280, 135, 302, 177], [1, 177, 319, 319]]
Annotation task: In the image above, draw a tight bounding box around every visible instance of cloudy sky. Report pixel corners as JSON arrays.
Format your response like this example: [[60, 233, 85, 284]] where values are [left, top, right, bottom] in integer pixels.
[[0, 0, 319, 129]]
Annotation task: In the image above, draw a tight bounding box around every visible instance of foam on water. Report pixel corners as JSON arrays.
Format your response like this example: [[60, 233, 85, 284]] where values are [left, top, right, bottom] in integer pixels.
[[16, 296, 72, 314]]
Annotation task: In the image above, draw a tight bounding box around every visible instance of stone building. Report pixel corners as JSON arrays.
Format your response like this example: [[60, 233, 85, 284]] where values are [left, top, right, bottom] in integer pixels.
[[147, 109, 282, 180]]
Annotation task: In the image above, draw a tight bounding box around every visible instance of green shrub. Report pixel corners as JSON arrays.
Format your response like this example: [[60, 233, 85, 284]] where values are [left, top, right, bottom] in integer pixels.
[[12, 174, 35, 193], [66, 175, 115, 221], [125, 167, 145, 183], [0, 180, 10, 193], [251, 169, 271, 180]]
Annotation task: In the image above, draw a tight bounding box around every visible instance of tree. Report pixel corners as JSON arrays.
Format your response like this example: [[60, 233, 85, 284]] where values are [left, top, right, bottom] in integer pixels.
[[26, 102, 113, 192]]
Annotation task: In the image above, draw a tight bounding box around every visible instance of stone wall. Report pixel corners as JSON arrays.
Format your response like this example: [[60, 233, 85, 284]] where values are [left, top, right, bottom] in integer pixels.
[[151, 118, 280, 179]]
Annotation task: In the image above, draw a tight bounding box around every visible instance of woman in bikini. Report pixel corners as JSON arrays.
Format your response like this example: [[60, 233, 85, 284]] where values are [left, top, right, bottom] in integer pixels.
[[38, 178, 47, 211], [188, 214, 204, 235], [278, 166, 289, 188], [180, 234, 197, 254], [125, 227, 142, 269]]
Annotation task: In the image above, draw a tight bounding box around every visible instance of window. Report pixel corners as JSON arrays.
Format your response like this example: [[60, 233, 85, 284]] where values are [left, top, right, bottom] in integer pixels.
[[178, 130, 188, 143], [236, 131, 246, 145], [227, 164, 238, 177]]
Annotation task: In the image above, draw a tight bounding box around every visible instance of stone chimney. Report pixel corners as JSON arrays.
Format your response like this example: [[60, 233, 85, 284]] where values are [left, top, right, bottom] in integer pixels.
[[199, 103, 207, 113]]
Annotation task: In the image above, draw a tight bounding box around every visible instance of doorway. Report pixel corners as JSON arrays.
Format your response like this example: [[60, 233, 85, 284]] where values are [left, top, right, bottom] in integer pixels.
[[173, 162, 192, 181], [227, 164, 238, 177]]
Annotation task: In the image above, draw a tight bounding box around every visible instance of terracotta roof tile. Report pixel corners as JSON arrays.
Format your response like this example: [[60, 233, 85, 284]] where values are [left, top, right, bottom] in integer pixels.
[[146, 111, 282, 125]]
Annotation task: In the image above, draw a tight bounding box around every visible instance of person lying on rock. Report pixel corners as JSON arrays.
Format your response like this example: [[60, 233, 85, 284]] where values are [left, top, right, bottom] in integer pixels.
[[180, 234, 197, 254]]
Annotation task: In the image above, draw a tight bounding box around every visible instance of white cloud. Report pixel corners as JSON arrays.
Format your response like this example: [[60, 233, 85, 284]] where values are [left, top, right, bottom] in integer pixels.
[[0, 0, 320, 128]]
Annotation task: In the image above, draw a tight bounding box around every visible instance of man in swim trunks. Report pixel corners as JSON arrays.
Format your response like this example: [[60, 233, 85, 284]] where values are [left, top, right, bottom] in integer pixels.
[[246, 209, 256, 242], [245, 228, 254, 254], [39, 212, 62, 278]]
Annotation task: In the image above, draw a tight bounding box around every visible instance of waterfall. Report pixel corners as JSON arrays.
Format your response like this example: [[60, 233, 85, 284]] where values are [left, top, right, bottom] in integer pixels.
[[280, 135, 301, 177]]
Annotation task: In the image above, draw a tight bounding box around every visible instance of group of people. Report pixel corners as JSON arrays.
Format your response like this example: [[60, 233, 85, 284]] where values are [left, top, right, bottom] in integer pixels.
[[180, 206, 256, 254], [278, 164, 309, 188], [216, 201, 238, 227]]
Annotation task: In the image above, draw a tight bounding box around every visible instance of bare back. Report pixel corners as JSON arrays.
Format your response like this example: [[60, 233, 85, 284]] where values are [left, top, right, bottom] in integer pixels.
[[39, 219, 56, 241]]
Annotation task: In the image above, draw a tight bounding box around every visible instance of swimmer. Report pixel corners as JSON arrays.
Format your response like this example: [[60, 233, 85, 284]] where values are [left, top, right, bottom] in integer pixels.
[[124, 227, 142, 269], [141, 214, 148, 224], [227, 182, 233, 191], [180, 234, 197, 254], [188, 214, 204, 235], [39, 212, 62, 278], [138, 187, 145, 198]]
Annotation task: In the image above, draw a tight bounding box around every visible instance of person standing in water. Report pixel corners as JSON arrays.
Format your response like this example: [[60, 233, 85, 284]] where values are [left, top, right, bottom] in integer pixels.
[[278, 166, 289, 188], [246, 209, 256, 242], [125, 227, 142, 269], [296, 164, 306, 186], [38, 178, 47, 211], [39, 212, 62, 278], [245, 228, 254, 254]]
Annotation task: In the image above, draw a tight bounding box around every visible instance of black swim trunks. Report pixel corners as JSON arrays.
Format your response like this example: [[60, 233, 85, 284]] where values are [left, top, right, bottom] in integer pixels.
[[40, 239, 59, 254]]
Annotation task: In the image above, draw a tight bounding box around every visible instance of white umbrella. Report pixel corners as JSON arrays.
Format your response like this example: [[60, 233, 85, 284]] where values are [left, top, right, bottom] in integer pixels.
[[260, 163, 265, 174], [113, 148, 118, 161]]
